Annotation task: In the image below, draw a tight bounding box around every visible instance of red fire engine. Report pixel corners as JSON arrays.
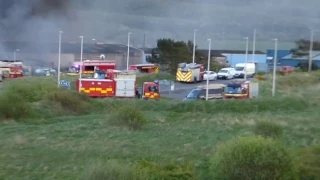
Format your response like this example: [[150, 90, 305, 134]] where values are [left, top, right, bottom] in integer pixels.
[[224, 81, 259, 99], [76, 69, 160, 99], [0, 60, 24, 79], [129, 64, 159, 73], [67, 60, 116, 75]]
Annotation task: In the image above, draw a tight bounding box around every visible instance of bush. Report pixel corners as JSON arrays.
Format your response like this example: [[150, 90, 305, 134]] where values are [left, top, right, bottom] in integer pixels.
[[109, 102, 147, 130], [296, 144, 320, 180], [135, 160, 195, 180], [46, 89, 94, 115], [0, 93, 34, 120], [82, 160, 146, 180], [210, 136, 299, 180], [253, 120, 283, 139], [256, 74, 266, 80]]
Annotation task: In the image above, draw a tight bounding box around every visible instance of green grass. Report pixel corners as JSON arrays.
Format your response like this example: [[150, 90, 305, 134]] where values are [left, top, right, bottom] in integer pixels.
[[0, 71, 319, 179]]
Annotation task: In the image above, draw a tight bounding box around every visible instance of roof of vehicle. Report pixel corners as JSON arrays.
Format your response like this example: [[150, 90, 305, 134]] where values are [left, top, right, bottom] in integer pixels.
[[196, 84, 225, 90], [130, 64, 158, 67]]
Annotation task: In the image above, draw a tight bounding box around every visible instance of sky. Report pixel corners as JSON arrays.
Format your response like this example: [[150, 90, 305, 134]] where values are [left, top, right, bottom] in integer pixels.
[[0, 0, 320, 52]]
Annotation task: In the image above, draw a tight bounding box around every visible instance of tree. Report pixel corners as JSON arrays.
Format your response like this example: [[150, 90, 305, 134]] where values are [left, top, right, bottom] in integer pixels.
[[146, 38, 202, 74], [291, 39, 320, 56]]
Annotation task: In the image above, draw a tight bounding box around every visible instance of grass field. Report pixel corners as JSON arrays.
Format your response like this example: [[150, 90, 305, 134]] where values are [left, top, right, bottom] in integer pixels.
[[0, 72, 319, 179]]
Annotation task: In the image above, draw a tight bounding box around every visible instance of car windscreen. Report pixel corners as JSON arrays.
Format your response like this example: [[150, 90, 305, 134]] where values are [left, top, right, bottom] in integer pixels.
[[226, 86, 242, 94], [235, 67, 244, 71], [186, 89, 201, 99], [219, 70, 228, 73]]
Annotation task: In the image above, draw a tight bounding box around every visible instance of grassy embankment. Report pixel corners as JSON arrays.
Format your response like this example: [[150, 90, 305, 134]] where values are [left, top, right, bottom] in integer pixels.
[[0, 72, 319, 179]]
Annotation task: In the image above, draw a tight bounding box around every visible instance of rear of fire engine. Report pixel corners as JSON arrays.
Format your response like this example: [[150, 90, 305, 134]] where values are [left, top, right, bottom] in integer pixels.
[[224, 81, 259, 99], [76, 69, 160, 99]]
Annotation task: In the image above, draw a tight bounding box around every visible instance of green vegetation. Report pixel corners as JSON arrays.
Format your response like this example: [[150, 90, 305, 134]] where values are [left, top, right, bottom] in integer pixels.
[[0, 71, 319, 179], [210, 136, 299, 180], [253, 120, 283, 139]]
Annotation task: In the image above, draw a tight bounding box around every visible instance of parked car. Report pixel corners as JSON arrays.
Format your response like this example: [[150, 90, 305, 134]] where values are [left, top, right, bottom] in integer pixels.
[[217, 68, 235, 79], [234, 63, 256, 78], [203, 71, 217, 80], [279, 66, 294, 74]]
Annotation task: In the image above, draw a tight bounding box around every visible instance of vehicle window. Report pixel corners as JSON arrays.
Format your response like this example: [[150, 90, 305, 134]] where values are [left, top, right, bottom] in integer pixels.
[[186, 89, 201, 99], [148, 86, 159, 93], [219, 70, 228, 73], [209, 88, 223, 94], [235, 67, 244, 71], [226, 86, 241, 94]]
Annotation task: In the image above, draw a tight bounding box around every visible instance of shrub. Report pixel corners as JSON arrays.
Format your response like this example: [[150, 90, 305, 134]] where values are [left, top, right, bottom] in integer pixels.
[[253, 120, 283, 139], [0, 93, 34, 120], [256, 74, 266, 80], [46, 89, 93, 115], [296, 144, 320, 180], [82, 160, 146, 180], [210, 136, 299, 180], [109, 102, 147, 130], [135, 160, 195, 180]]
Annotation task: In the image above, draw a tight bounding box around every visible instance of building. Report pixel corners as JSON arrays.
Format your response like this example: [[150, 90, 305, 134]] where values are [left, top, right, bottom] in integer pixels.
[[280, 51, 320, 67], [266, 49, 291, 68], [266, 49, 320, 67], [0, 41, 145, 70], [199, 50, 267, 67]]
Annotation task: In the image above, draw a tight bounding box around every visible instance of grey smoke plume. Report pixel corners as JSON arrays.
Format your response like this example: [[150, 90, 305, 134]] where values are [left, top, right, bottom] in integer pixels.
[[1, 0, 320, 53]]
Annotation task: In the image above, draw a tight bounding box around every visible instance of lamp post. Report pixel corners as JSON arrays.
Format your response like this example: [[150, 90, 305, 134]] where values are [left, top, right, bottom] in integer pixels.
[[244, 37, 249, 81], [192, 29, 197, 63], [308, 30, 314, 72], [272, 38, 278, 97], [127, 32, 131, 70], [79, 36, 84, 92], [252, 29, 256, 61], [58, 31, 63, 87], [206, 38, 211, 101], [13, 49, 20, 62]]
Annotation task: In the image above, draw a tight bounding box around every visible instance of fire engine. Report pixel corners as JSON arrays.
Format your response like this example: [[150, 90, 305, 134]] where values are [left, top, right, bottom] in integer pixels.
[[67, 60, 116, 76], [76, 69, 160, 99], [224, 81, 259, 99], [129, 64, 159, 73], [0, 60, 24, 80], [176, 63, 205, 83]]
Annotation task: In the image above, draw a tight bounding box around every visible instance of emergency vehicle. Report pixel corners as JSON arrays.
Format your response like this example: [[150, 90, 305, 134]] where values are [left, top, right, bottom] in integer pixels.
[[224, 81, 259, 99], [129, 64, 159, 73], [67, 60, 116, 75], [76, 69, 160, 99], [0, 60, 24, 80], [176, 63, 205, 83]]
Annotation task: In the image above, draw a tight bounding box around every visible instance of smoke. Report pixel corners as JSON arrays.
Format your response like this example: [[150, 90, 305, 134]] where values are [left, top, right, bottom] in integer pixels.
[[1, 0, 320, 57]]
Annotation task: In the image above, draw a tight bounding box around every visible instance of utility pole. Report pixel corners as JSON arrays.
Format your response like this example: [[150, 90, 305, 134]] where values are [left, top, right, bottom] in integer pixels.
[[206, 38, 211, 101], [192, 29, 197, 63], [79, 36, 84, 92], [127, 32, 131, 70], [308, 30, 314, 72], [58, 31, 63, 87], [252, 29, 256, 61], [143, 33, 146, 48], [244, 37, 249, 81], [272, 38, 278, 97]]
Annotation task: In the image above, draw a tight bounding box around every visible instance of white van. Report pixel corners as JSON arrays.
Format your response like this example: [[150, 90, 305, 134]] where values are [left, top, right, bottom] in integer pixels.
[[234, 63, 256, 78], [217, 68, 235, 79]]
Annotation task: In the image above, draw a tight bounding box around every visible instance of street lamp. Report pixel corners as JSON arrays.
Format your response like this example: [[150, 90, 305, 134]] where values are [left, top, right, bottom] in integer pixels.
[[308, 30, 314, 72], [79, 36, 84, 92], [13, 49, 20, 62], [272, 38, 278, 97], [58, 31, 63, 87], [244, 37, 249, 81], [252, 29, 257, 61], [192, 29, 197, 63], [127, 32, 131, 70], [206, 38, 211, 101]]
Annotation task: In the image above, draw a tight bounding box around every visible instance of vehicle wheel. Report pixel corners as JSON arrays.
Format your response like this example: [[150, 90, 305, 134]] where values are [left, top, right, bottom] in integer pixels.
[[194, 77, 197, 83]]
